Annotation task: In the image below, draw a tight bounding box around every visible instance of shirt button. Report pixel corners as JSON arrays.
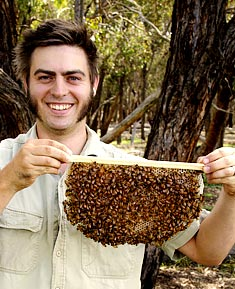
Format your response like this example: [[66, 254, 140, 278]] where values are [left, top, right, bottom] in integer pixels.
[[56, 250, 62, 257]]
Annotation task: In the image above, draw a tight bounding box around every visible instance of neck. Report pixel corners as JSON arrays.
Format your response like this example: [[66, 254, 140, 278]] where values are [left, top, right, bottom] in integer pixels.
[[36, 120, 88, 155]]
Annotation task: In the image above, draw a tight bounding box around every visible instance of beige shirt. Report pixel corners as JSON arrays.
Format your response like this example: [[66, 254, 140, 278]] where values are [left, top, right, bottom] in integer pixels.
[[0, 125, 200, 289]]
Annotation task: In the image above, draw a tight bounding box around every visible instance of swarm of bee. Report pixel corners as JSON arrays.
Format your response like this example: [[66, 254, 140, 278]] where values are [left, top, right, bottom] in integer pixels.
[[63, 162, 204, 247]]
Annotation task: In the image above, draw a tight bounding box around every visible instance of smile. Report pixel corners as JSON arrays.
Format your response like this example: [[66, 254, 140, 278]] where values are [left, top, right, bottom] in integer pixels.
[[48, 104, 73, 111]]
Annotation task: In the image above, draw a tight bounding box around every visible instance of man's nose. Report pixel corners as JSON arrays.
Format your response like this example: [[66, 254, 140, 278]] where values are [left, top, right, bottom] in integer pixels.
[[50, 77, 68, 97]]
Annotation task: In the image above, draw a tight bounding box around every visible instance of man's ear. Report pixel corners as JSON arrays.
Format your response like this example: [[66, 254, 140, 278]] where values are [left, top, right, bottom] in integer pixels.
[[22, 77, 28, 94], [93, 76, 99, 96]]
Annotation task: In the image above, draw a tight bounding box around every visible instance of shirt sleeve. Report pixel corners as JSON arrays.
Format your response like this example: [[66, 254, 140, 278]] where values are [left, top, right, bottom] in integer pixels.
[[160, 219, 200, 260]]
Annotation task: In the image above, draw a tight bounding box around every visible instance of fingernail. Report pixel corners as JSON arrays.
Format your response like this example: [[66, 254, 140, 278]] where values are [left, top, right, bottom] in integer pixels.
[[202, 158, 209, 164], [204, 165, 211, 173]]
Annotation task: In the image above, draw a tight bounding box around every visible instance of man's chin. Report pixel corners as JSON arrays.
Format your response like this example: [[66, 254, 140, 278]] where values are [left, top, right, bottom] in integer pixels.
[[47, 125, 73, 134]]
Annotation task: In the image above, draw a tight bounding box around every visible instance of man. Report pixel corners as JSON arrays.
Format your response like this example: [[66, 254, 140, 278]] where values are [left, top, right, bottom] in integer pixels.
[[0, 19, 235, 289]]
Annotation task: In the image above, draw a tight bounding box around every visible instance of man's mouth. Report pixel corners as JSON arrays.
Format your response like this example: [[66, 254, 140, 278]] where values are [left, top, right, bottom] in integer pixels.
[[48, 104, 73, 111]]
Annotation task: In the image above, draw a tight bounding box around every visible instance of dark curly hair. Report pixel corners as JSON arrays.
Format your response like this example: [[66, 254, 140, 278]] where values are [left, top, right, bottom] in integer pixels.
[[13, 19, 98, 85]]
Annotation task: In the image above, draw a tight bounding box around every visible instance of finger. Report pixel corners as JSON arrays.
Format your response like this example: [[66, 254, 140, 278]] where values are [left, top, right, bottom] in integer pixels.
[[206, 166, 235, 181], [31, 146, 71, 163], [16, 164, 60, 179], [202, 147, 235, 164], [25, 139, 72, 163], [43, 139, 73, 155], [26, 139, 72, 155], [28, 155, 63, 171], [197, 156, 204, 163], [203, 155, 235, 174]]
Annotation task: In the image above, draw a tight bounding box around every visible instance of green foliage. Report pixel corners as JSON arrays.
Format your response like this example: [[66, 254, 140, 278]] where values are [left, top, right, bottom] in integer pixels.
[[16, 0, 73, 31], [87, 15, 152, 74]]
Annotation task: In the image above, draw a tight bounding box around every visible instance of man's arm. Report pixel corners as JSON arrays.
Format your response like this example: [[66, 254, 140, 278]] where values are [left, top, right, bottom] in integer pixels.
[[0, 139, 71, 213], [178, 147, 235, 266]]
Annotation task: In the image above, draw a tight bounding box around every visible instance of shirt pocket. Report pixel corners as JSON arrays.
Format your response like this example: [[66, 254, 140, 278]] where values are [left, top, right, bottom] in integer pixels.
[[0, 208, 43, 274], [81, 235, 136, 278]]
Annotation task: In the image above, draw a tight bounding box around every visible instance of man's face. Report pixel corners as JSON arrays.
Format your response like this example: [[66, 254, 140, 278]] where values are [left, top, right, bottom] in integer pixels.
[[27, 45, 97, 135]]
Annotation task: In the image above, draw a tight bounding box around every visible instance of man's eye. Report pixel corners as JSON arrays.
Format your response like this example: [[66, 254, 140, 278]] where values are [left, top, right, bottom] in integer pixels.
[[38, 75, 52, 82], [68, 76, 81, 82]]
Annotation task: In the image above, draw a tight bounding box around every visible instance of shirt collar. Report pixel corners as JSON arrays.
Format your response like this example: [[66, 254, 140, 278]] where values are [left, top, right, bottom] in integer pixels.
[[80, 125, 102, 157]]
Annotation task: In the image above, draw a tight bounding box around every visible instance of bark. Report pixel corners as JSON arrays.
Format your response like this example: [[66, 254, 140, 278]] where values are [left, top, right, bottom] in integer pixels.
[[0, 0, 18, 79], [194, 15, 235, 157], [75, 0, 84, 22], [141, 63, 148, 140], [141, 245, 164, 289], [0, 69, 34, 140], [100, 93, 118, 137], [144, 0, 229, 162], [196, 77, 234, 156], [117, 75, 125, 144]]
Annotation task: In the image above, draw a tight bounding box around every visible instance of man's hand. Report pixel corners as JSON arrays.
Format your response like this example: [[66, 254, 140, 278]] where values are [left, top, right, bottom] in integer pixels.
[[198, 147, 235, 195], [179, 147, 235, 266], [0, 139, 72, 212]]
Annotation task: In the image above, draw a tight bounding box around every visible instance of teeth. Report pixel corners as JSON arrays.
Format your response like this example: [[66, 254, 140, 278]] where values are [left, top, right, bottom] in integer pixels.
[[49, 104, 72, 110]]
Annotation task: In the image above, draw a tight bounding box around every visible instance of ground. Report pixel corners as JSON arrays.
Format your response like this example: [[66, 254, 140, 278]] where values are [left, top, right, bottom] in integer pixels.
[[155, 265, 235, 289], [155, 186, 235, 289]]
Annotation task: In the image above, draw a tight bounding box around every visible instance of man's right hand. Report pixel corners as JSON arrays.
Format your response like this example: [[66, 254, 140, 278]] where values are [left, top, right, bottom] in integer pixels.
[[0, 139, 72, 212]]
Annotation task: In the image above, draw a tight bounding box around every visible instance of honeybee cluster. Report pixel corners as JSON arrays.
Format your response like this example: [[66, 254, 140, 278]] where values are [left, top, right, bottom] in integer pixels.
[[63, 162, 204, 247]]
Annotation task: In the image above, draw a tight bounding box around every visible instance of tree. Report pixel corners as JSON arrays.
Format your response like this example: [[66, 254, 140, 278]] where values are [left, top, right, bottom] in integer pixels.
[[144, 0, 235, 162], [0, 69, 34, 141], [141, 1, 235, 288], [74, 0, 84, 22], [0, 1, 34, 138], [0, 0, 18, 79]]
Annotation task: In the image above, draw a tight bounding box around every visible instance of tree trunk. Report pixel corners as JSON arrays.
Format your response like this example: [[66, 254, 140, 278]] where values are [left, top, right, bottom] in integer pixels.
[[141, 63, 148, 141], [141, 1, 235, 288], [144, 0, 231, 162], [141, 245, 164, 289], [74, 0, 84, 22], [100, 93, 118, 137], [196, 77, 234, 157], [116, 75, 126, 144], [194, 13, 235, 157], [0, 69, 34, 140], [0, 0, 18, 79]]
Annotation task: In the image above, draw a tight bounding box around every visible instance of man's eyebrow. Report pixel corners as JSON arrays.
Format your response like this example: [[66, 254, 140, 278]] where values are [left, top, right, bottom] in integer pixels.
[[34, 69, 86, 77], [34, 69, 56, 76], [62, 70, 86, 77]]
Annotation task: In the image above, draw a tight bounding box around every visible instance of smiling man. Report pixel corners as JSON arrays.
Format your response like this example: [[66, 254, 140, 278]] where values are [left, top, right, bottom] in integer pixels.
[[28, 46, 95, 137], [0, 19, 235, 289]]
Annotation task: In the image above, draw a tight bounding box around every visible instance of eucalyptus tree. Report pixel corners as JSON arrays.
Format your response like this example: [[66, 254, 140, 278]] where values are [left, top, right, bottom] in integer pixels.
[[0, 0, 34, 140], [0, 0, 18, 79], [144, 0, 235, 162], [142, 1, 235, 288]]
